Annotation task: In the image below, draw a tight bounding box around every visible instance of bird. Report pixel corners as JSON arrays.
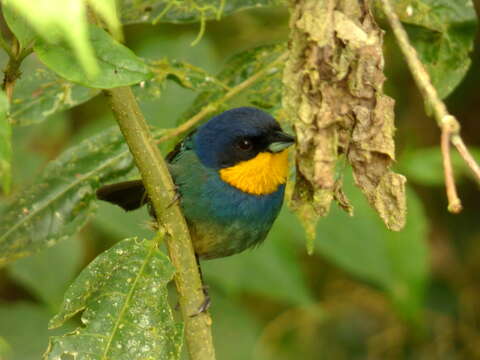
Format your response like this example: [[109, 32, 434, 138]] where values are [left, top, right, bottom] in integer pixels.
[[96, 107, 295, 260]]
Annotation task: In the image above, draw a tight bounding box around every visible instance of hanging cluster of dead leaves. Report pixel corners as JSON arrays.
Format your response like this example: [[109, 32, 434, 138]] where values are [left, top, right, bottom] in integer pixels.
[[283, 0, 406, 239]]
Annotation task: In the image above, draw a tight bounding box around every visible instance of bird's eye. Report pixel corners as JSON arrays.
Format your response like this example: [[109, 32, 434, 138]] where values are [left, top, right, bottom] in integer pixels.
[[237, 138, 253, 151]]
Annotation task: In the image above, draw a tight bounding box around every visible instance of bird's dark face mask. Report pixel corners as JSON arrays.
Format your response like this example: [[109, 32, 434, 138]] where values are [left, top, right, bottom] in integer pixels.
[[194, 108, 295, 195]]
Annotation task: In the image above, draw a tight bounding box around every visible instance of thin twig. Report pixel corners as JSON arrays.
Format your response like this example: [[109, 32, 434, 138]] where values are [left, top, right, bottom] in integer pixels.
[[158, 52, 288, 144], [452, 135, 480, 183], [380, 0, 480, 212], [441, 125, 462, 213]]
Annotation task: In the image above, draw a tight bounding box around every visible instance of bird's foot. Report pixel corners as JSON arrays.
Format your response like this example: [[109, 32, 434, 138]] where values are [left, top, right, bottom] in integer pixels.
[[190, 285, 211, 317], [166, 187, 181, 209]]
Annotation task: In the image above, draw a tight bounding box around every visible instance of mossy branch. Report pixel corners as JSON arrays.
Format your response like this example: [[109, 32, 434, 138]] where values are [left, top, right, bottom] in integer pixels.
[[104, 86, 215, 360], [380, 0, 480, 213]]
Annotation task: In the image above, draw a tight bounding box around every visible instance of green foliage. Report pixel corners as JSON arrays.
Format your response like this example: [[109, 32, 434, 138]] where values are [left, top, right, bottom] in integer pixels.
[[135, 58, 226, 100], [392, 0, 477, 98], [180, 43, 285, 123], [35, 25, 152, 89], [400, 147, 480, 186], [45, 237, 182, 360], [2, 3, 35, 50], [0, 90, 11, 193], [0, 0, 478, 359], [3, 0, 122, 75], [0, 128, 136, 265], [316, 172, 428, 320], [121, 0, 284, 24], [10, 59, 99, 126]]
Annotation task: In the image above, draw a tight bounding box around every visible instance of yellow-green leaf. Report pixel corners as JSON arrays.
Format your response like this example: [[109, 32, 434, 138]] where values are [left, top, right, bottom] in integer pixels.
[[35, 25, 152, 89], [3, 0, 123, 76]]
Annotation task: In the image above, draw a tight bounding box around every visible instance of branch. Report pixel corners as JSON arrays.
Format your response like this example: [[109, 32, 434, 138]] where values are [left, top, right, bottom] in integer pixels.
[[441, 124, 462, 213], [159, 52, 288, 143], [104, 87, 216, 360], [380, 0, 480, 212]]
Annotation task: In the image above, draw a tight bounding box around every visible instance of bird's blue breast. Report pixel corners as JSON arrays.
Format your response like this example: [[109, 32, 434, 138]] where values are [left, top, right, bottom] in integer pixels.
[[200, 174, 284, 227], [169, 148, 285, 259]]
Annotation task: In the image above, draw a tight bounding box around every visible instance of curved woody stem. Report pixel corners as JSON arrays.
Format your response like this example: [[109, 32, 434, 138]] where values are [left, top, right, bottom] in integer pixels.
[[105, 86, 216, 360], [380, 0, 480, 213]]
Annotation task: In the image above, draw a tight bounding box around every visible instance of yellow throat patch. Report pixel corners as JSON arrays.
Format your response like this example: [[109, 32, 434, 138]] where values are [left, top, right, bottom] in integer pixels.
[[219, 149, 289, 195]]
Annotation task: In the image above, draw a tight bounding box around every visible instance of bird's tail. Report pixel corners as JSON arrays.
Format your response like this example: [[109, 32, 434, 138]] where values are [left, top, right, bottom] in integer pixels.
[[96, 180, 148, 211]]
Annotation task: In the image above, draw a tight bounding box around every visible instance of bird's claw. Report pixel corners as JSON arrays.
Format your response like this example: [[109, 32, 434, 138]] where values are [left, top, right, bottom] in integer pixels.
[[190, 285, 211, 317], [166, 187, 181, 209]]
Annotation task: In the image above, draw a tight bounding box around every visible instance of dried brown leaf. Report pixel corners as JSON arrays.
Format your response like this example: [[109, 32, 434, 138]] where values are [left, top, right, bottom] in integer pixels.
[[283, 0, 406, 237]]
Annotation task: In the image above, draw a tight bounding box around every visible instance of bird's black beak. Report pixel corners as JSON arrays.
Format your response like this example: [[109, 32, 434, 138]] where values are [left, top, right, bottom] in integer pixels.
[[267, 130, 295, 153]]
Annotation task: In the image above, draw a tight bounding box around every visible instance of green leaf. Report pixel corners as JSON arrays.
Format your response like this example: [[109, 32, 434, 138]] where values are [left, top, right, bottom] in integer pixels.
[[0, 90, 11, 194], [7, 236, 84, 309], [4, 0, 123, 75], [35, 25, 152, 89], [10, 58, 99, 126], [400, 146, 480, 186], [203, 208, 313, 306], [121, 0, 284, 25], [2, 3, 36, 49], [0, 127, 136, 266], [89, 0, 123, 41], [3, 0, 97, 75], [134, 58, 227, 100], [392, 0, 477, 98], [179, 43, 286, 124], [315, 170, 428, 321], [46, 237, 182, 360]]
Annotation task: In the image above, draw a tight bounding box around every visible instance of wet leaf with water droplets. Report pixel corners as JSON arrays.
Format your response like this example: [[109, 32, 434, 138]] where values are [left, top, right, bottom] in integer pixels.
[[389, 0, 477, 98], [45, 237, 182, 360], [0, 127, 136, 265]]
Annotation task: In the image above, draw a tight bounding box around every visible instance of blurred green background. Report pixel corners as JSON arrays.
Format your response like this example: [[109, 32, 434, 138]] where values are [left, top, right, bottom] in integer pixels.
[[1, 3, 480, 360]]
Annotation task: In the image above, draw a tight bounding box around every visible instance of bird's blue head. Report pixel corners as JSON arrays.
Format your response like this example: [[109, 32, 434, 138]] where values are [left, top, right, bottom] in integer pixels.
[[193, 107, 295, 195]]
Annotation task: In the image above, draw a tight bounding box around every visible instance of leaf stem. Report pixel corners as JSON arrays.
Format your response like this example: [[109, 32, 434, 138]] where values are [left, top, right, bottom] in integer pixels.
[[1, 37, 32, 102], [159, 52, 288, 143], [0, 32, 13, 58], [104, 87, 215, 360], [379, 0, 480, 212]]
